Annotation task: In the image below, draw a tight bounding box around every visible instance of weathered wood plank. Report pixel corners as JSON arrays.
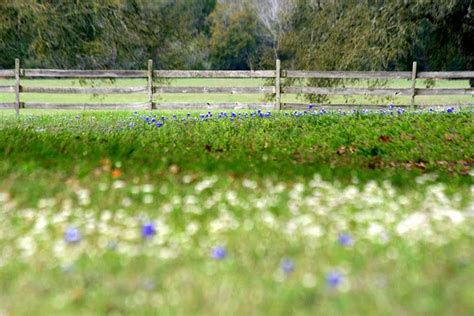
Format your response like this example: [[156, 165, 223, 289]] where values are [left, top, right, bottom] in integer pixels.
[[15, 59, 20, 117], [416, 88, 474, 95], [284, 87, 412, 96], [155, 103, 274, 110], [147, 59, 154, 110], [0, 103, 16, 109], [0, 70, 14, 78], [286, 71, 412, 79], [21, 86, 147, 94], [283, 103, 411, 109], [410, 62, 417, 109], [417, 71, 474, 79], [13, 69, 474, 80], [154, 86, 274, 94], [0, 86, 14, 93], [154, 70, 275, 78], [275, 59, 281, 110], [23, 102, 148, 109], [22, 69, 147, 78]]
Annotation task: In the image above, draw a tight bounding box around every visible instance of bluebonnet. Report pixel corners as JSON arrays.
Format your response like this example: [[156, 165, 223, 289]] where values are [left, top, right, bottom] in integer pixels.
[[126, 106, 461, 132], [64, 227, 81, 244], [338, 233, 354, 247], [326, 271, 343, 288], [141, 222, 156, 238], [211, 246, 227, 260], [281, 258, 295, 274], [308, 104, 313, 109]]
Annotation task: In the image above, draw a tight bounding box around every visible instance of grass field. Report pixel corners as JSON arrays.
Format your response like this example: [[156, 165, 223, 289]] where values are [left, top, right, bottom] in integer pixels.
[[0, 78, 473, 107], [0, 108, 473, 314]]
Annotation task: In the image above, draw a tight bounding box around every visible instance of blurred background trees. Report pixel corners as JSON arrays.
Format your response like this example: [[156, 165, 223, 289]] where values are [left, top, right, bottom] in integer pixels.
[[0, 0, 472, 73]]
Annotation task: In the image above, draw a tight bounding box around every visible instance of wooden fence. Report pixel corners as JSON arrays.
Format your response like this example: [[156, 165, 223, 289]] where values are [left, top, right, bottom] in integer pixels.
[[0, 59, 473, 116]]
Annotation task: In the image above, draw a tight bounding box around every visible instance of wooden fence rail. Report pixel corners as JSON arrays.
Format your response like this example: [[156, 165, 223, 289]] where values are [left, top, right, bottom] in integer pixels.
[[0, 58, 473, 116]]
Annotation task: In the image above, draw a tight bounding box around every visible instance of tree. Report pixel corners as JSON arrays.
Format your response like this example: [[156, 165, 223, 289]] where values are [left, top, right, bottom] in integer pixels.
[[0, 0, 217, 70], [209, 1, 261, 70], [251, 0, 295, 60], [0, 1, 38, 68]]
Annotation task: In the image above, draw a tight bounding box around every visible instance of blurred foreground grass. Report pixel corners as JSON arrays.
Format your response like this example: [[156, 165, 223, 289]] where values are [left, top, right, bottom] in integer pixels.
[[0, 110, 473, 314]]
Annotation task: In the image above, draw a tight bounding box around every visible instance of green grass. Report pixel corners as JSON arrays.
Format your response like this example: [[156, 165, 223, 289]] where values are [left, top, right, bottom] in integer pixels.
[[0, 78, 473, 106], [0, 110, 473, 315]]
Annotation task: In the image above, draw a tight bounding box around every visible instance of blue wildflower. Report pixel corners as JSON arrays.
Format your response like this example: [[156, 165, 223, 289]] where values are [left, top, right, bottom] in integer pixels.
[[447, 107, 454, 113], [155, 122, 163, 128], [338, 233, 354, 247], [281, 258, 295, 274], [211, 246, 227, 260], [308, 104, 313, 109], [64, 227, 81, 244], [326, 271, 343, 288], [141, 222, 156, 239]]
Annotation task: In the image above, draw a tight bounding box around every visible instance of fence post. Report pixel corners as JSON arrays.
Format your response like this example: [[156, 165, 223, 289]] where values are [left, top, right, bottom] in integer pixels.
[[410, 61, 417, 110], [147, 59, 154, 110], [275, 59, 281, 110], [15, 58, 20, 117]]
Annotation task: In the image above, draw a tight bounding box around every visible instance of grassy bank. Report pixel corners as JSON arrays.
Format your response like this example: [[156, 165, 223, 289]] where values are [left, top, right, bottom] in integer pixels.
[[0, 109, 473, 314]]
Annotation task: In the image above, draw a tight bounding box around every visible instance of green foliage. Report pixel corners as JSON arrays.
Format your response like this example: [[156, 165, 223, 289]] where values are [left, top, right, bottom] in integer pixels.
[[0, 0, 471, 76], [208, 2, 262, 70], [0, 0, 217, 69], [0, 1, 37, 68]]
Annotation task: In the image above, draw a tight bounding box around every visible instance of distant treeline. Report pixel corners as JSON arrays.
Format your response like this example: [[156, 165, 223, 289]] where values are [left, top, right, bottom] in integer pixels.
[[0, 0, 472, 72]]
